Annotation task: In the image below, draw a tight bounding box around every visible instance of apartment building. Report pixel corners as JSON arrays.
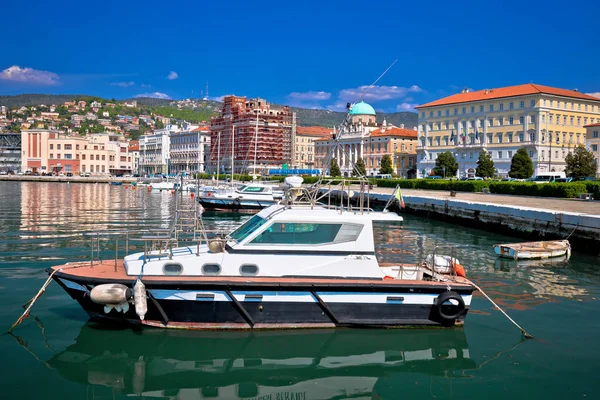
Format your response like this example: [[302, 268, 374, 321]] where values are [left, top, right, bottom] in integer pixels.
[[415, 84, 600, 178], [585, 122, 600, 177], [209, 96, 295, 174], [20, 129, 133, 174], [139, 125, 180, 175], [293, 126, 330, 169], [169, 126, 211, 174]]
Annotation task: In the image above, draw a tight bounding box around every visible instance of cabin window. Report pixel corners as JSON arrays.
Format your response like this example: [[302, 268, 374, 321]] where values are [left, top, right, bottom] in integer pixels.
[[240, 185, 266, 193], [202, 264, 221, 276], [229, 215, 268, 242], [240, 264, 259, 276], [163, 262, 183, 275], [250, 223, 363, 245]]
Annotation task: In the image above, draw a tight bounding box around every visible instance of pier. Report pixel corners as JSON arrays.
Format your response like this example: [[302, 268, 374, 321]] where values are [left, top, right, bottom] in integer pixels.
[[367, 188, 600, 254]]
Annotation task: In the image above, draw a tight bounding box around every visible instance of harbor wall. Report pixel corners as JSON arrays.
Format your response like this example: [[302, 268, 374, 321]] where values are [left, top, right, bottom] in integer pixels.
[[329, 189, 600, 254]]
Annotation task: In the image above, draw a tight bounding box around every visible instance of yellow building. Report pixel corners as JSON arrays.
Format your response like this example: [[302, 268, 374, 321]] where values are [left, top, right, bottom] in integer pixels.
[[415, 84, 600, 178], [293, 126, 330, 169], [584, 122, 600, 177]]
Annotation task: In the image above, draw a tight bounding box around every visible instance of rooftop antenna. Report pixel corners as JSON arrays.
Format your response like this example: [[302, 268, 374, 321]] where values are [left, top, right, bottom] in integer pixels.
[[204, 82, 209, 101]]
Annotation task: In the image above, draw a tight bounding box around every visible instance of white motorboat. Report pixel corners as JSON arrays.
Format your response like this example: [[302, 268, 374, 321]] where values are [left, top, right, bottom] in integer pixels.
[[493, 239, 571, 260], [197, 182, 279, 212], [47, 182, 475, 330]]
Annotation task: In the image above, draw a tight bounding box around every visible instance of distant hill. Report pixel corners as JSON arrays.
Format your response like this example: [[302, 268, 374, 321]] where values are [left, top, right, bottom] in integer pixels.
[[291, 107, 418, 129], [0, 94, 418, 128]]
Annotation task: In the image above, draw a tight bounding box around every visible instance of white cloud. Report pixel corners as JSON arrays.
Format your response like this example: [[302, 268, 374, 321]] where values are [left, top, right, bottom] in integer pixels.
[[326, 101, 349, 112], [404, 97, 414, 102], [0, 65, 59, 85], [287, 91, 331, 101], [209, 95, 226, 102], [167, 71, 178, 80], [339, 85, 422, 102], [141, 83, 151, 88], [111, 81, 135, 87], [134, 92, 171, 99], [586, 92, 600, 99], [397, 102, 419, 111]]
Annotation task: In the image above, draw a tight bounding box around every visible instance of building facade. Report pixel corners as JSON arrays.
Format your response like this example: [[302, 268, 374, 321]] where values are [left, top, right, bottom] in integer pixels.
[[139, 125, 180, 176], [415, 84, 600, 178], [293, 126, 330, 169], [314, 102, 418, 176], [169, 126, 211, 174], [21, 129, 132, 175], [0, 132, 21, 173], [209, 96, 295, 175], [585, 123, 600, 177]]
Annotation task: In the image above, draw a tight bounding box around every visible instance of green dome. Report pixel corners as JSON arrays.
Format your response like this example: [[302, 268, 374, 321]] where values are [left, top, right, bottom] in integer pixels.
[[349, 101, 376, 116]]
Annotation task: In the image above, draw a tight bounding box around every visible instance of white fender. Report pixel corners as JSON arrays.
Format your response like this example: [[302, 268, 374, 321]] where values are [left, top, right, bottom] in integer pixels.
[[134, 279, 147, 320], [91, 284, 131, 305]]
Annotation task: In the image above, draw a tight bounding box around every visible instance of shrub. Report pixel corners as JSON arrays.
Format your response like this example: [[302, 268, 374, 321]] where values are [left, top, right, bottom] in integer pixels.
[[488, 182, 587, 198], [584, 181, 600, 199]]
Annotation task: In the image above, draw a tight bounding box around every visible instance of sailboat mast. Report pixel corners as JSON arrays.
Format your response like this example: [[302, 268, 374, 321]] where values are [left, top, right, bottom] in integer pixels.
[[254, 110, 258, 178], [231, 125, 235, 188], [216, 132, 220, 180]]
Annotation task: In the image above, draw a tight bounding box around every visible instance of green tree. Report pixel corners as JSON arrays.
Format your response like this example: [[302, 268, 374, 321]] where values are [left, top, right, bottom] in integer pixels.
[[509, 148, 534, 179], [329, 158, 341, 177], [565, 145, 597, 179], [155, 119, 164, 129], [432, 151, 458, 177], [353, 158, 367, 177], [475, 150, 495, 178], [379, 154, 394, 175]]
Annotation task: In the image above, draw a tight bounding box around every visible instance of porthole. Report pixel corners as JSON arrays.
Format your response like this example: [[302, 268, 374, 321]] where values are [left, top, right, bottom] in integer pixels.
[[240, 264, 259, 276], [202, 264, 221, 276], [163, 262, 183, 276]]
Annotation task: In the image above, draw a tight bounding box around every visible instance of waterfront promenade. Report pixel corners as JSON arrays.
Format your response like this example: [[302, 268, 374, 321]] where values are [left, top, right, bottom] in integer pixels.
[[375, 187, 600, 214]]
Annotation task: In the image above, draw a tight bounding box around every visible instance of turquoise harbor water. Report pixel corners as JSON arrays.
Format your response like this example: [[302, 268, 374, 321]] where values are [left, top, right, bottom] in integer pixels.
[[1, 181, 600, 399]]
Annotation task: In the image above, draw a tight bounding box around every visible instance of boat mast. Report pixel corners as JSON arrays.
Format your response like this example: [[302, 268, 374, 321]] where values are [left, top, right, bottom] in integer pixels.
[[253, 109, 259, 178], [231, 125, 235, 188], [216, 132, 220, 180]]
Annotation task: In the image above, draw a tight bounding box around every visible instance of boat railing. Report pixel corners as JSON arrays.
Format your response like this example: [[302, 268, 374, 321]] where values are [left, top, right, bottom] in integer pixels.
[[283, 177, 372, 213]]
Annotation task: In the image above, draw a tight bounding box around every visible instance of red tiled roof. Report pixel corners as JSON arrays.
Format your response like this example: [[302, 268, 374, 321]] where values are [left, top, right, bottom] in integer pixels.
[[192, 126, 209, 132], [297, 126, 331, 136], [584, 122, 600, 128], [370, 126, 418, 138], [416, 84, 600, 108]]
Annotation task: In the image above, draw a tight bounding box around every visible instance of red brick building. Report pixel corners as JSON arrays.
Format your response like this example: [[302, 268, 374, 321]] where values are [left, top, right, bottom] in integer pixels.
[[209, 96, 295, 174]]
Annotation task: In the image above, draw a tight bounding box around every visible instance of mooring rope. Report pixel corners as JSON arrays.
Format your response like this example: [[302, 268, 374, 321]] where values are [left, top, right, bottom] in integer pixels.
[[468, 280, 533, 339]]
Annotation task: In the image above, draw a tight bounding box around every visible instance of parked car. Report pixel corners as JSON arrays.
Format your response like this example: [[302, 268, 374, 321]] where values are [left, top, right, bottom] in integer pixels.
[[425, 175, 443, 179], [467, 177, 484, 181], [554, 177, 573, 183]]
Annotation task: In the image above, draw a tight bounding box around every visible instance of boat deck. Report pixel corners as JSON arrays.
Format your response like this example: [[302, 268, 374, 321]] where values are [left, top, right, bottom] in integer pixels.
[[50, 260, 473, 289]]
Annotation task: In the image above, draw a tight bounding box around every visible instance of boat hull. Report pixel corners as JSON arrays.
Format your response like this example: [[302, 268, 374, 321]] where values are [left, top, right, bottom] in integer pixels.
[[50, 266, 473, 330], [198, 197, 278, 211], [494, 240, 571, 260]]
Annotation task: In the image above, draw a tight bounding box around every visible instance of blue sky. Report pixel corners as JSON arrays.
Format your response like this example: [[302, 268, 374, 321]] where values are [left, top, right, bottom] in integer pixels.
[[1, 0, 599, 113]]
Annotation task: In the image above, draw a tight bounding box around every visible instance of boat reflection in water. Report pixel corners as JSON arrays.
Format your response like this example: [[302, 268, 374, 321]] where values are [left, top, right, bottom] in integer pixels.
[[48, 324, 476, 399]]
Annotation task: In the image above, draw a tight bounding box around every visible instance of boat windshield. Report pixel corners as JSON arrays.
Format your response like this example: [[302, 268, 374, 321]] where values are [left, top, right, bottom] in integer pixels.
[[228, 214, 268, 242]]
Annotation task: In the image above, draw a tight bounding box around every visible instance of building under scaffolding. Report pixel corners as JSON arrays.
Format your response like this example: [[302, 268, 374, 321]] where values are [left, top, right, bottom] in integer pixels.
[[0, 132, 21, 172], [209, 96, 295, 175]]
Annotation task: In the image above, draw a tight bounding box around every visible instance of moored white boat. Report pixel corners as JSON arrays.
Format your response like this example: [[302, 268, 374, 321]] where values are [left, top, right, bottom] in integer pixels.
[[46, 181, 475, 330], [197, 182, 279, 212], [493, 239, 571, 260]]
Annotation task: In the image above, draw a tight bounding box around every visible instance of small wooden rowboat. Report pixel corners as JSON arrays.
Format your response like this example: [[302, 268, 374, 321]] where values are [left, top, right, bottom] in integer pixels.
[[493, 239, 571, 260]]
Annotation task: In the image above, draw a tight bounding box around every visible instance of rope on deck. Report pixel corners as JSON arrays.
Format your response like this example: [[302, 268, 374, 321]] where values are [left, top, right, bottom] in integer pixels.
[[469, 280, 533, 339]]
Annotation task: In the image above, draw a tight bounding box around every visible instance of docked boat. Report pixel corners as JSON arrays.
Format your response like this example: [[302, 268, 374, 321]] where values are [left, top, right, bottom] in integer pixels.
[[150, 180, 179, 191], [109, 181, 122, 186], [46, 324, 475, 397], [196, 182, 279, 212], [493, 239, 571, 260], [46, 182, 475, 330]]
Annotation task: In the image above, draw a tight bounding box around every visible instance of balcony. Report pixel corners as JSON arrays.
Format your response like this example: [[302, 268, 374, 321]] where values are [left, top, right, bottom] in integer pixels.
[[455, 141, 486, 149]]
